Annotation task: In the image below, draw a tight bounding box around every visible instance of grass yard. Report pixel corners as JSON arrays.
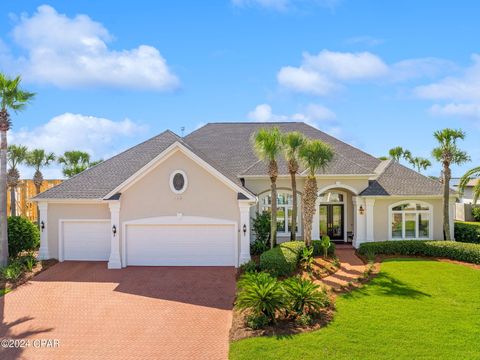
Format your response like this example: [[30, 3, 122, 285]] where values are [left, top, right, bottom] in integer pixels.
[[230, 259, 480, 360]]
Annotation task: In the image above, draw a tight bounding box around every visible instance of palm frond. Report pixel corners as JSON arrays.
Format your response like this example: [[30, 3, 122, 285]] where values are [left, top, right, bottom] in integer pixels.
[[299, 140, 334, 177]]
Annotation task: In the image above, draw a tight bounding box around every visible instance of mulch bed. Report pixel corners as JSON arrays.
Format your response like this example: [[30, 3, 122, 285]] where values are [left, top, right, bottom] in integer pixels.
[[0, 256, 58, 295], [230, 304, 335, 342]]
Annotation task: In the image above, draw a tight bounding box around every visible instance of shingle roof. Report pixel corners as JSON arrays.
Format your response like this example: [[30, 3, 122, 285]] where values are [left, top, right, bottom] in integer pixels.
[[360, 161, 443, 196], [35, 130, 181, 199], [185, 122, 380, 176], [36, 122, 443, 199]]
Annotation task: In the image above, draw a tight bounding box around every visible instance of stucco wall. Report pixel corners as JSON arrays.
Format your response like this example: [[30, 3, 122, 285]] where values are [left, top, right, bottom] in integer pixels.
[[47, 203, 110, 259], [120, 150, 240, 224], [372, 198, 444, 241], [245, 177, 365, 242]]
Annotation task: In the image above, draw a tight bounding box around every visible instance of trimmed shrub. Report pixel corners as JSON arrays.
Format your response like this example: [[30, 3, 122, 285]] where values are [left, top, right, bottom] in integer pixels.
[[472, 207, 480, 222], [259, 241, 305, 277], [8, 216, 40, 258], [240, 260, 258, 274], [312, 240, 336, 257], [454, 222, 480, 244], [358, 240, 480, 264]]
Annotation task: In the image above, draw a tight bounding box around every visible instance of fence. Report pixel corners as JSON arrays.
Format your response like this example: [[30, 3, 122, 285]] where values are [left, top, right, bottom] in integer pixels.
[[7, 179, 63, 222]]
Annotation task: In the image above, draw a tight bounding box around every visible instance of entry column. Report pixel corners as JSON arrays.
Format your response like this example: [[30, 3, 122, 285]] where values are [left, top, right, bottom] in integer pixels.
[[108, 201, 122, 269]]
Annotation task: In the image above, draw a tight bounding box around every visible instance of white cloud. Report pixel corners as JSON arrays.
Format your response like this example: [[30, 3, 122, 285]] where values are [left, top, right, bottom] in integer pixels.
[[247, 103, 336, 130], [5, 5, 179, 90], [302, 50, 389, 80], [10, 113, 146, 178], [277, 66, 336, 95], [430, 103, 480, 119], [278, 49, 452, 96], [414, 54, 480, 101]]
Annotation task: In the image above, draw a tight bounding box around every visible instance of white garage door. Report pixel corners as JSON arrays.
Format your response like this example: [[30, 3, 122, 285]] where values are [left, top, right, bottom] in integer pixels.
[[126, 223, 236, 266], [62, 221, 111, 261]]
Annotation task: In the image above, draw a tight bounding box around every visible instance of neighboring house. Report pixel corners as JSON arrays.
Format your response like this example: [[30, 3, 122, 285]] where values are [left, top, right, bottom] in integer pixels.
[[452, 177, 479, 204], [32, 122, 453, 269]]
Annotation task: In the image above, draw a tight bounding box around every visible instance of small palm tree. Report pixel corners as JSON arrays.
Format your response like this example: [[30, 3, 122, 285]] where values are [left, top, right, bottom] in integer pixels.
[[388, 146, 405, 162], [0, 74, 35, 266], [432, 128, 470, 240], [7, 144, 28, 216], [282, 132, 306, 241], [408, 156, 432, 173], [459, 166, 480, 205], [57, 150, 102, 178], [299, 140, 334, 247], [26, 149, 55, 225], [253, 127, 282, 248]]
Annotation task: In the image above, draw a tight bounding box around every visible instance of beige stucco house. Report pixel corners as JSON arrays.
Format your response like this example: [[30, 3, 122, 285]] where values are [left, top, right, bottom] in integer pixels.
[[32, 122, 454, 269]]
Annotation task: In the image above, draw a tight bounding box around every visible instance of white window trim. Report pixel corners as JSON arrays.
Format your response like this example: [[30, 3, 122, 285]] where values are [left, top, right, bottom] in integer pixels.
[[318, 190, 348, 242], [258, 191, 301, 236], [169, 170, 188, 194], [388, 200, 433, 241]]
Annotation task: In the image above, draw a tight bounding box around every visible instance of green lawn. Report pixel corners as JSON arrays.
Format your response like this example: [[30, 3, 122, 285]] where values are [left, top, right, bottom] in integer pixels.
[[230, 259, 480, 360]]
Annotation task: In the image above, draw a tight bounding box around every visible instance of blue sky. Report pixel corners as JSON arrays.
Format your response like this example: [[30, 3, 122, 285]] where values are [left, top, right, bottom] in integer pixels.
[[0, 0, 479, 178]]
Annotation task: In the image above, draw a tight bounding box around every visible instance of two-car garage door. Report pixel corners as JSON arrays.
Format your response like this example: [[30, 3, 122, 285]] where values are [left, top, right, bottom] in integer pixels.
[[61, 219, 236, 266], [125, 223, 236, 266]]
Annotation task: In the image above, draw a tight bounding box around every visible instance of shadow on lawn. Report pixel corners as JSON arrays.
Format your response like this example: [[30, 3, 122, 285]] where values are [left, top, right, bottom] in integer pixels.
[[343, 272, 431, 300]]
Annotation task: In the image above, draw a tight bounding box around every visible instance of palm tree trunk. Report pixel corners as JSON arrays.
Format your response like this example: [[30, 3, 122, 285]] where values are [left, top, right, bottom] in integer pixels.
[[270, 178, 277, 248], [290, 171, 297, 241], [10, 185, 16, 216], [302, 176, 317, 247], [443, 164, 451, 240], [0, 129, 8, 265], [35, 183, 41, 227]]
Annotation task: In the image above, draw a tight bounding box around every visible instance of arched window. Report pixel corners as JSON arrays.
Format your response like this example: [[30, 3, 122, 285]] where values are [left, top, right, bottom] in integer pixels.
[[259, 191, 300, 234], [389, 201, 432, 240]]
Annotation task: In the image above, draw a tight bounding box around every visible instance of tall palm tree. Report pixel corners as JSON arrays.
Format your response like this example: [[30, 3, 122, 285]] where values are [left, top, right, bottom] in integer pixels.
[[57, 150, 102, 178], [282, 131, 306, 241], [253, 127, 282, 248], [432, 128, 470, 240], [26, 149, 55, 225], [0, 74, 35, 266], [459, 166, 480, 205], [299, 139, 334, 247], [7, 144, 28, 216], [408, 156, 432, 173]]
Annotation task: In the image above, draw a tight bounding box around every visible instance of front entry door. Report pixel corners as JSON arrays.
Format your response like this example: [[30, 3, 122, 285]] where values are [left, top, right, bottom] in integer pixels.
[[319, 204, 344, 240]]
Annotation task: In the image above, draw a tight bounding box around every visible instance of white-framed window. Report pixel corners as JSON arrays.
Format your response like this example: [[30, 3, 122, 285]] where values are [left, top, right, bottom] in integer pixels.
[[169, 170, 188, 194], [389, 201, 432, 240], [259, 191, 300, 235]]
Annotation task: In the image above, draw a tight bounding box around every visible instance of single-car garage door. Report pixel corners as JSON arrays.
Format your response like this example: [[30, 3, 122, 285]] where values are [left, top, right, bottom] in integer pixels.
[[126, 222, 236, 266], [61, 220, 111, 261]]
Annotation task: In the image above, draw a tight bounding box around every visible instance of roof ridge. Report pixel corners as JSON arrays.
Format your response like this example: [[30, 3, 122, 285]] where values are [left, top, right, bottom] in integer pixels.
[[374, 159, 393, 177], [300, 122, 381, 165]]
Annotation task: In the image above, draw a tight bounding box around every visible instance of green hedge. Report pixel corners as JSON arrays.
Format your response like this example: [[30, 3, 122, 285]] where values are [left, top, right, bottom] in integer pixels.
[[455, 222, 480, 243], [358, 240, 480, 264], [312, 240, 336, 257], [259, 241, 305, 277], [8, 216, 40, 258]]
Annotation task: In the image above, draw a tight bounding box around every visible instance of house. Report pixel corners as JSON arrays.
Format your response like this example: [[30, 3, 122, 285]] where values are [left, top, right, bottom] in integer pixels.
[[32, 122, 453, 269], [452, 177, 479, 204]]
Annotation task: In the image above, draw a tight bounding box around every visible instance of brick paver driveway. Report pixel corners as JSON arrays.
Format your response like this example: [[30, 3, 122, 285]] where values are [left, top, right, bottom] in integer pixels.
[[0, 262, 236, 360]]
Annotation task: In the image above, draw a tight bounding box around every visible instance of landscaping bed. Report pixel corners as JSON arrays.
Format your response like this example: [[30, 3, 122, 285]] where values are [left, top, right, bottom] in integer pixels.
[[0, 251, 58, 296], [230, 258, 480, 360]]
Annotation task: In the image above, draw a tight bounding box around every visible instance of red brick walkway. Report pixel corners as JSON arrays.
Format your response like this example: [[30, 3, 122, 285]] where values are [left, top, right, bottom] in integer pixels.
[[0, 262, 236, 360], [320, 245, 366, 290]]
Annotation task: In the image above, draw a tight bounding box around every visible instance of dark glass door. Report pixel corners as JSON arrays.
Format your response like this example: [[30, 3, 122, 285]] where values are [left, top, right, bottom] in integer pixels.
[[319, 204, 344, 240]]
